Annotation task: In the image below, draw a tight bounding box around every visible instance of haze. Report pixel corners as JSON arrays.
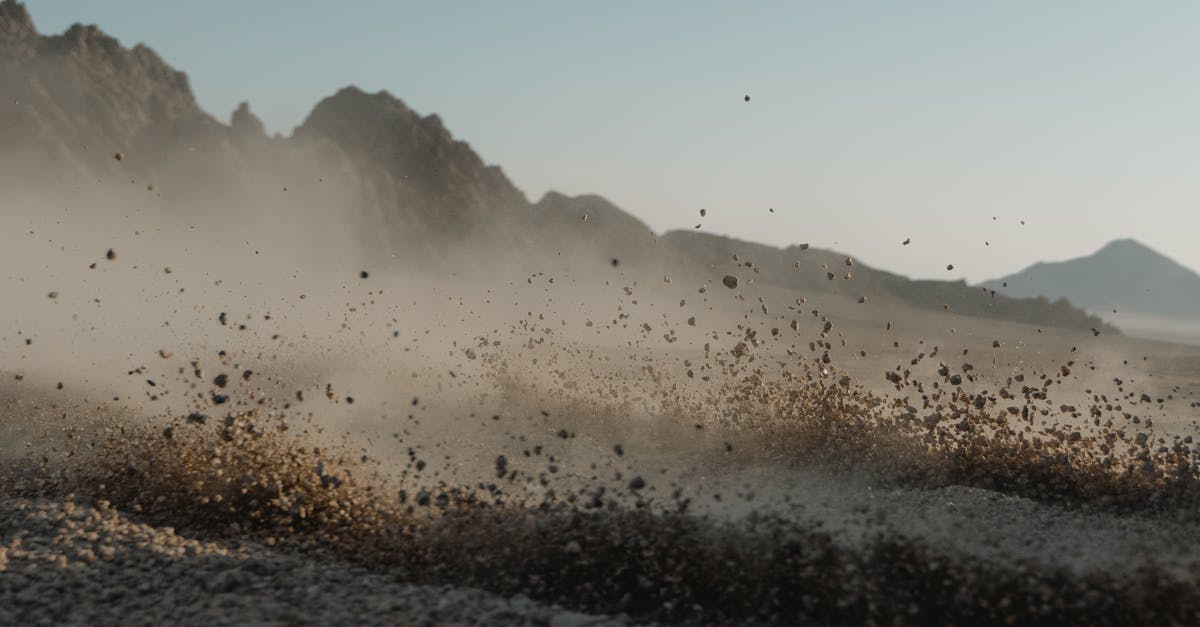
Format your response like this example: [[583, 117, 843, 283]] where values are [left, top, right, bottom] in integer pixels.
[[27, 0, 1200, 283], [10, 2, 1200, 624]]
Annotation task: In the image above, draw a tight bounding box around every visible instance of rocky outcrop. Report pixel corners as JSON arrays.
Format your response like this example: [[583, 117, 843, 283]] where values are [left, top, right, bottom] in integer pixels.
[[293, 87, 530, 245], [230, 101, 266, 141], [0, 0, 33, 42], [0, 2, 238, 198]]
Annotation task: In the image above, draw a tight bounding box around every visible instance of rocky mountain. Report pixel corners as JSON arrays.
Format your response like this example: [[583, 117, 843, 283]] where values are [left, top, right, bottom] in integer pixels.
[[295, 87, 532, 246], [0, 0, 1111, 333], [0, 0, 533, 260], [1, 1, 230, 192], [982, 239, 1200, 321]]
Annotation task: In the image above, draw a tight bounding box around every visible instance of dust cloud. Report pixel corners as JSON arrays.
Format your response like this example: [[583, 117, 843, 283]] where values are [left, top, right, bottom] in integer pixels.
[[5, 155, 1200, 625]]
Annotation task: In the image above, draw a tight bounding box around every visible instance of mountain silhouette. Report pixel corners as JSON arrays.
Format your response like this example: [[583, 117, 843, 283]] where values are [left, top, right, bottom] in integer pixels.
[[982, 239, 1200, 321], [0, 0, 1112, 333]]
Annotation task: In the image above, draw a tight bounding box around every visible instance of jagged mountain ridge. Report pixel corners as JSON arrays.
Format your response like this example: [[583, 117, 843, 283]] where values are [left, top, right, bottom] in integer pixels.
[[0, 0, 1111, 332]]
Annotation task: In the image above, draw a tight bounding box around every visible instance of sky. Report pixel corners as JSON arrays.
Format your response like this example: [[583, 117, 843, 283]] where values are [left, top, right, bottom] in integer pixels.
[[25, 1, 1200, 282]]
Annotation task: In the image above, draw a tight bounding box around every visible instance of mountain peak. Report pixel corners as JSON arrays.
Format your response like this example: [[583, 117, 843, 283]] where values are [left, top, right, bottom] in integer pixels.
[[0, 0, 33, 40], [1095, 238, 1158, 258], [1090, 238, 1194, 274], [231, 101, 267, 138], [319, 86, 413, 114], [983, 238, 1200, 320], [44, 22, 125, 58]]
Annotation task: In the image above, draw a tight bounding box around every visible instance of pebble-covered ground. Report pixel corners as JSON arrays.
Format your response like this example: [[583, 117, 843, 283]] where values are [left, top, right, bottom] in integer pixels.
[[0, 497, 626, 626], [5, 190, 1200, 625]]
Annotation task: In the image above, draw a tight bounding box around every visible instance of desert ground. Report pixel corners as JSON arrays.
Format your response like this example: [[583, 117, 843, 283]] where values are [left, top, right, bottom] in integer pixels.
[[4, 201, 1200, 625], [7, 2, 1200, 622]]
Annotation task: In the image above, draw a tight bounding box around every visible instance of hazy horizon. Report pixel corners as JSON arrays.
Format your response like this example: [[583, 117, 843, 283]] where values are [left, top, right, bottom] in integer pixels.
[[25, 1, 1200, 283], [9, 3, 1200, 624]]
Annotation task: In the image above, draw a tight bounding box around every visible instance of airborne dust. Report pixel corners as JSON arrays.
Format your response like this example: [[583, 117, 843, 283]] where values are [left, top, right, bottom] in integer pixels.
[[4, 147, 1200, 625]]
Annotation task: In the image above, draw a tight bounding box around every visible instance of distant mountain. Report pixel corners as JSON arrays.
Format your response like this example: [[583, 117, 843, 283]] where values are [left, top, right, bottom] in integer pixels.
[[649, 230, 1114, 331], [0, 0, 1113, 334], [982, 239, 1200, 320]]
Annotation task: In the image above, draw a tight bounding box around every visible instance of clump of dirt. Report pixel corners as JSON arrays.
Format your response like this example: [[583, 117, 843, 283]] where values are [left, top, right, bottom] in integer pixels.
[[20, 409, 397, 543]]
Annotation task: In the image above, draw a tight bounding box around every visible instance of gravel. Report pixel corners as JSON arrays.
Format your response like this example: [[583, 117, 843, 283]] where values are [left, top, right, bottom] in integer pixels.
[[0, 496, 631, 626]]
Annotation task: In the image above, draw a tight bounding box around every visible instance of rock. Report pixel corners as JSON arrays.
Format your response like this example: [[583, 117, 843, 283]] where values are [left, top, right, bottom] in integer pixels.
[[230, 101, 267, 139]]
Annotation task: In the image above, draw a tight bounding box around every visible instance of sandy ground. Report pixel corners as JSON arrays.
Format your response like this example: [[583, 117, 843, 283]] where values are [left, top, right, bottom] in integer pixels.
[[5, 199, 1200, 623]]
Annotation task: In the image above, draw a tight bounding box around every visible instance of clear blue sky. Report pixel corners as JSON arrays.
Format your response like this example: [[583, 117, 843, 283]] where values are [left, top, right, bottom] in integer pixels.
[[26, 1, 1200, 281]]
